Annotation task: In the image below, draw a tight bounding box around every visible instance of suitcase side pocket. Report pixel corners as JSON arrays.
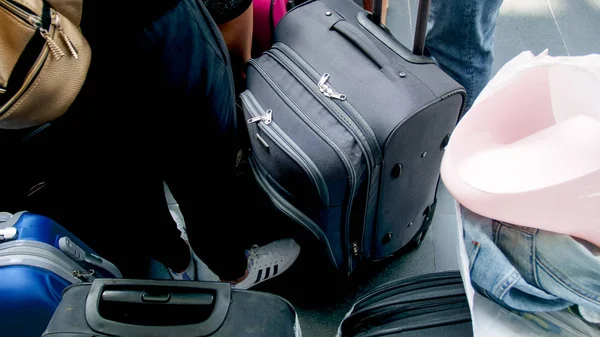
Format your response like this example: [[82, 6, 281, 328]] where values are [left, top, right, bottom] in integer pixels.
[[241, 90, 329, 206], [249, 154, 340, 269]]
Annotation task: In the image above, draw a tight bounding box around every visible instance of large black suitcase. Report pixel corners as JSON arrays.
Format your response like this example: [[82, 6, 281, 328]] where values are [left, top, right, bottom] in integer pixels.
[[242, 0, 465, 274], [338, 271, 473, 336], [43, 279, 301, 337]]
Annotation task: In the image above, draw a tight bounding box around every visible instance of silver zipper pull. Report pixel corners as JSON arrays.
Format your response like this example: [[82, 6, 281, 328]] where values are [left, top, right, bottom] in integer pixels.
[[247, 115, 264, 124], [256, 133, 270, 150], [73, 269, 95, 281], [318, 73, 330, 87], [247, 109, 273, 125], [263, 109, 272, 125], [53, 11, 78, 59], [39, 28, 65, 60], [329, 92, 347, 101], [352, 242, 360, 256], [323, 90, 346, 100], [318, 74, 347, 100]]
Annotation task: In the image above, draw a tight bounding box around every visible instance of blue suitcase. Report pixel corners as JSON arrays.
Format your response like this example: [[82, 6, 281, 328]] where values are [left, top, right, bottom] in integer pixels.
[[0, 211, 121, 337]]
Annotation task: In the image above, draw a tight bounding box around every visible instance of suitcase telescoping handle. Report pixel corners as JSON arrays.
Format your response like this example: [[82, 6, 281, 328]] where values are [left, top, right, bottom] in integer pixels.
[[371, 0, 431, 56], [85, 279, 232, 337]]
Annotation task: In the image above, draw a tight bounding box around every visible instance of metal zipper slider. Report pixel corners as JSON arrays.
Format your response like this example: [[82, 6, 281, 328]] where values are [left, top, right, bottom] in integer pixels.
[[246, 109, 273, 125], [28, 16, 42, 27], [318, 73, 330, 87], [318, 73, 347, 101], [351, 242, 360, 256], [52, 11, 78, 59], [323, 87, 347, 101], [73, 269, 95, 281], [263, 108, 272, 124], [329, 92, 347, 101], [39, 28, 65, 60]]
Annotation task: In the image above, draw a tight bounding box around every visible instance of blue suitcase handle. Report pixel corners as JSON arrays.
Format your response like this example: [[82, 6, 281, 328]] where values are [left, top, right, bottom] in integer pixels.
[[58, 237, 122, 278], [85, 279, 231, 337]]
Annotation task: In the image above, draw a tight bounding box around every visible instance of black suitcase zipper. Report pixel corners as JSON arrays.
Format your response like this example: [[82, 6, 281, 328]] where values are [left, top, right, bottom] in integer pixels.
[[351, 305, 471, 337], [263, 50, 368, 264], [248, 59, 357, 272], [350, 292, 466, 320], [266, 44, 381, 262], [271, 44, 381, 161], [265, 46, 377, 170], [241, 91, 330, 206], [354, 271, 463, 310], [249, 154, 339, 269], [343, 273, 470, 336]]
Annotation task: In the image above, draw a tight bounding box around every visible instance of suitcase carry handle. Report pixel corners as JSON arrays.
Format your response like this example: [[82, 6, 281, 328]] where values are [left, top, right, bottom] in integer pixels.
[[370, 0, 431, 56], [332, 20, 389, 68], [356, 12, 433, 65], [58, 236, 123, 278], [85, 279, 231, 337]]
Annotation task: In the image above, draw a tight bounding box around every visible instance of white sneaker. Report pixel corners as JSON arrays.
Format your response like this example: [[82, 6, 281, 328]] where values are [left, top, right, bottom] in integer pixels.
[[233, 238, 301, 290]]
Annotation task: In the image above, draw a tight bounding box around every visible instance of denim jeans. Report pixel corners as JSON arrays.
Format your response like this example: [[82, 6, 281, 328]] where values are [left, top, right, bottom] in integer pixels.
[[461, 206, 600, 316], [427, 0, 504, 111]]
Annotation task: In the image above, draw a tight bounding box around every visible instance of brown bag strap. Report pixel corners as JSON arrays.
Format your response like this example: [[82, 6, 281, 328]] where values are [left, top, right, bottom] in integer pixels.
[[46, 0, 83, 26]]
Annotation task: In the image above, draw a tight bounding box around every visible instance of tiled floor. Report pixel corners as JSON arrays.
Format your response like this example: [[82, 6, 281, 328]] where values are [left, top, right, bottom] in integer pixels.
[[258, 1, 600, 336]]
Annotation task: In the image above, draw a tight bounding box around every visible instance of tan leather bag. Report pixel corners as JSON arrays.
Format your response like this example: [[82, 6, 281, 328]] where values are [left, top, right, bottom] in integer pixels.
[[0, 0, 89, 129]]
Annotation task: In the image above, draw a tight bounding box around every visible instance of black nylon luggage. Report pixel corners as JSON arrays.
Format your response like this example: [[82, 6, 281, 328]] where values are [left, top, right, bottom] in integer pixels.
[[338, 271, 473, 337], [242, 0, 465, 274], [42, 279, 301, 337]]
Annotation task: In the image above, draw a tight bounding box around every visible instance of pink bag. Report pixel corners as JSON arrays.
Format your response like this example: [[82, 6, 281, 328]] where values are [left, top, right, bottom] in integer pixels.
[[252, 0, 291, 56]]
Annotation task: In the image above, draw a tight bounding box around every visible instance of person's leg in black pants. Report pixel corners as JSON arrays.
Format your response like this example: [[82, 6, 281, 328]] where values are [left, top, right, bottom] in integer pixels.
[[29, 0, 300, 283], [129, 0, 300, 283], [138, 0, 251, 280]]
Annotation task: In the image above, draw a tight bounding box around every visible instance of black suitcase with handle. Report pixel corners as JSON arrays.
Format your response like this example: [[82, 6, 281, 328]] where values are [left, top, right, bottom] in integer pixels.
[[242, 0, 465, 274], [338, 271, 473, 337], [42, 279, 301, 337]]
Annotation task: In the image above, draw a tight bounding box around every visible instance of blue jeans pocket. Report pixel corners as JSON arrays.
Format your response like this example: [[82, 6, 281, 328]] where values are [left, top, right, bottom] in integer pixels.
[[494, 221, 538, 285]]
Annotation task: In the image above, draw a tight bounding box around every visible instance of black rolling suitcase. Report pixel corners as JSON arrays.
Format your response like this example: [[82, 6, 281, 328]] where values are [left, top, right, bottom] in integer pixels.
[[338, 271, 473, 337], [43, 279, 301, 337], [241, 0, 465, 274]]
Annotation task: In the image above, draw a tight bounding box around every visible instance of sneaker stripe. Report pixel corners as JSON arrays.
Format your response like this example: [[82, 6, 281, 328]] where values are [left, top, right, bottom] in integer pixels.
[[273, 264, 278, 276], [255, 269, 263, 283], [265, 267, 270, 280]]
